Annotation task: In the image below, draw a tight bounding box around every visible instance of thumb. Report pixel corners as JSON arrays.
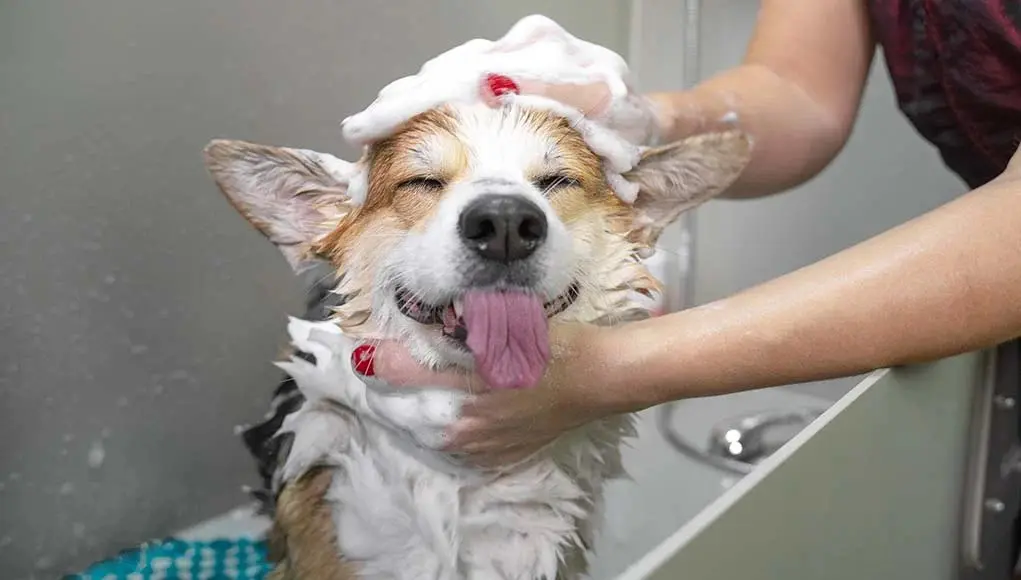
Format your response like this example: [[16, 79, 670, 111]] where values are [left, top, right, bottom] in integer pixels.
[[355, 340, 481, 391], [512, 79, 613, 118]]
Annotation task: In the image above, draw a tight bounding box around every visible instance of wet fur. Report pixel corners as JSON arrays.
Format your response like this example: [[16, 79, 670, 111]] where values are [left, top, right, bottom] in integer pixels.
[[205, 103, 751, 579]]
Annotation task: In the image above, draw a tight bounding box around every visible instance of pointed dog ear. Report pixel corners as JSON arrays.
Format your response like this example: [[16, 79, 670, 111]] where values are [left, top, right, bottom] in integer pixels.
[[204, 139, 357, 270], [624, 131, 752, 251]]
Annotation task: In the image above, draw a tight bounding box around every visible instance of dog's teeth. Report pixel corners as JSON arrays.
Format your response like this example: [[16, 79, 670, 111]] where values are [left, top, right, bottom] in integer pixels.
[[453, 298, 464, 317]]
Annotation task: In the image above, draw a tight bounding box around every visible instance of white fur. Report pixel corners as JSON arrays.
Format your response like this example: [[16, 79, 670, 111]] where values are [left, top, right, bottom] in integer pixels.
[[207, 101, 751, 580], [340, 14, 645, 204], [373, 104, 589, 370], [276, 318, 635, 579], [271, 104, 640, 578]]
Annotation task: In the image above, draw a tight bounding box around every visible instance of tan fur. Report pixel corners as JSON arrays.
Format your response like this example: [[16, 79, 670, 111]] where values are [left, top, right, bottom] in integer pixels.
[[624, 131, 752, 250], [265, 110, 645, 578], [204, 104, 752, 579], [267, 468, 355, 580], [313, 107, 639, 341]]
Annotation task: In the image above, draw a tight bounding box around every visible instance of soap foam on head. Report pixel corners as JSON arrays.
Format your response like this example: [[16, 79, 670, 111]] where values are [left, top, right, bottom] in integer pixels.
[[340, 14, 644, 204]]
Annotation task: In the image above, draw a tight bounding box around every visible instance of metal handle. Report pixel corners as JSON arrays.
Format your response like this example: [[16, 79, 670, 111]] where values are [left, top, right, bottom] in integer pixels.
[[658, 403, 824, 476]]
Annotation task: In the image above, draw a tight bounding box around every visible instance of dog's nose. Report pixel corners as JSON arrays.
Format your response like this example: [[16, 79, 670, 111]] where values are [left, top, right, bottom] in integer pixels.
[[459, 194, 548, 262]]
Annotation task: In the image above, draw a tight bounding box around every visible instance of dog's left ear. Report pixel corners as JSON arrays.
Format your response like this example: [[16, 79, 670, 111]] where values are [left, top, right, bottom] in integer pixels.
[[624, 130, 752, 252], [204, 139, 357, 271]]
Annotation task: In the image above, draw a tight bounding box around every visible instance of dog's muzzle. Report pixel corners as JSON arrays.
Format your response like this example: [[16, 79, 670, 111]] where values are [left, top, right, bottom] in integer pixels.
[[458, 194, 548, 263]]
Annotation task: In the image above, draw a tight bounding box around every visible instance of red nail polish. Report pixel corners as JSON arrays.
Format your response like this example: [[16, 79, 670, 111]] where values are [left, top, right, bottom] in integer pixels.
[[483, 73, 520, 98], [351, 344, 376, 377]]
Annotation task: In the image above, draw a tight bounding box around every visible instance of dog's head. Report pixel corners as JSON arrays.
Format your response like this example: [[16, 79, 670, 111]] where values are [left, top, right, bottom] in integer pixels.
[[205, 102, 750, 386]]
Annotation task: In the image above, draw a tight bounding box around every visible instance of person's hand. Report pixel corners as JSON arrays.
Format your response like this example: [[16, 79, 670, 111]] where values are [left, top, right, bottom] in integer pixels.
[[492, 78, 669, 146], [351, 323, 625, 467]]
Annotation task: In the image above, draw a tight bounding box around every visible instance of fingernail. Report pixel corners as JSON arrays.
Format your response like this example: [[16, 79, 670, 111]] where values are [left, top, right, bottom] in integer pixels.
[[480, 73, 520, 108], [483, 73, 520, 97], [351, 344, 376, 377]]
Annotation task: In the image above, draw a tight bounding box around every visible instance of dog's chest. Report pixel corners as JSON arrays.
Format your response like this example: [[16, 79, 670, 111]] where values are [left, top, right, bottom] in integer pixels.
[[274, 320, 636, 579], [323, 406, 634, 580]]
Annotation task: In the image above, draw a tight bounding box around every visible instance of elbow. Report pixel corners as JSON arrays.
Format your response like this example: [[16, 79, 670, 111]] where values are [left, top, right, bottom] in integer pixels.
[[793, 106, 854, 184], [720, 66, 857, 199], [769, 67, 859, 186]]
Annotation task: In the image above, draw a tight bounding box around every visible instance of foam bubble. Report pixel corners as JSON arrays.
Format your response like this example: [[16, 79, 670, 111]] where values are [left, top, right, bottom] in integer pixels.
[[340, 14, 643, 203]]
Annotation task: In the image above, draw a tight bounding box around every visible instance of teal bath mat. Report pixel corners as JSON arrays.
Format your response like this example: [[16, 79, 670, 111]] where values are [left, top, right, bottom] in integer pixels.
[[69, 538, 273, 579]]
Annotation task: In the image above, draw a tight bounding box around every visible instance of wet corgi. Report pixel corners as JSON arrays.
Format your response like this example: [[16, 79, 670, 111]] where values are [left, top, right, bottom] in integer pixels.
[[204, 101, 750, 579]]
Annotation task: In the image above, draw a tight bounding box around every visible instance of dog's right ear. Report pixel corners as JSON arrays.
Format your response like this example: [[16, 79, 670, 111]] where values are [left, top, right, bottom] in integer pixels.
[[204, 139, 357, 271]]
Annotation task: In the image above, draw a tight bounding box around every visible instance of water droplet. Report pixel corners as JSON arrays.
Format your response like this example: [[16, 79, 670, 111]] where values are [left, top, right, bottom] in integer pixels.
[[116, 396, 129, 408], [87, 442, 105, 469], [21, 214, 33, 224], [72, 523, 86, 538], [129, 344, 149, 355], [8, 473, 22, 481], [0, 536, 10, 548], [63, 433, 75, 443], [152, 384, 165, 396], [100, 427, 112, 438], [58, 482, 75, 496], [103, 274, 117, 285], [35, 555, 53, 570]]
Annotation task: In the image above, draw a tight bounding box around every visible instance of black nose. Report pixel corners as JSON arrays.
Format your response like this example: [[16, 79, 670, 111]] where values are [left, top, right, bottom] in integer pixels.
[[459, 194, 548, 262]]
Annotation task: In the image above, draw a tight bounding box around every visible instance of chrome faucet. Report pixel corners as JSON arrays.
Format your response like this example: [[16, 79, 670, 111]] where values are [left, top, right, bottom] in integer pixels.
[[705, 408, 823, 465]]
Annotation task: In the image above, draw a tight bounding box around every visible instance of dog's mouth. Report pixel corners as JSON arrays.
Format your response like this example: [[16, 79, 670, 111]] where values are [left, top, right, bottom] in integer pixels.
[[394, 282, 580, 343]]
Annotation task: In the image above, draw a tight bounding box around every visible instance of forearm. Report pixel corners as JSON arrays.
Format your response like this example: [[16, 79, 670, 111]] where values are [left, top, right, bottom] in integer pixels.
[[605, 174, 1021, 411], [648, 0, 874, 198], [648, 66, 849, 198]]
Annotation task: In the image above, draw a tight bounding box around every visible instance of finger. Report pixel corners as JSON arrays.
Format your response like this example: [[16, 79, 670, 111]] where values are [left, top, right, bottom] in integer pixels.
[[442, 416, 489, 451], [358, 340, 482, 390], [516, 79, 613, 118], [458, 388, 550, 425]]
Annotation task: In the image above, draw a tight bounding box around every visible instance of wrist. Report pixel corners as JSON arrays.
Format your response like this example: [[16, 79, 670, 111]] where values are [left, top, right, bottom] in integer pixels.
[[644, 92, 685, 144], [584, 322, 665, 415]]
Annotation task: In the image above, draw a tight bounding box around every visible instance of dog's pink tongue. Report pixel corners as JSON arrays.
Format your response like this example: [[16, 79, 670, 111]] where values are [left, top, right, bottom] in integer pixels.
[[462, 290, 549, 390]]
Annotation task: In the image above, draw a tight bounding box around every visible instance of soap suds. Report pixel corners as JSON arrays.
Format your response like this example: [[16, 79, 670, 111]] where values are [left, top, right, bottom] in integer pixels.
[[340, 14, 646, 203], [87, 441, 105, 469]]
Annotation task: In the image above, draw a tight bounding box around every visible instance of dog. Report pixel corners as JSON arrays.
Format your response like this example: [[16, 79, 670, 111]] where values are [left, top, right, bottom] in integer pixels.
[[204, 101, 750, 578]]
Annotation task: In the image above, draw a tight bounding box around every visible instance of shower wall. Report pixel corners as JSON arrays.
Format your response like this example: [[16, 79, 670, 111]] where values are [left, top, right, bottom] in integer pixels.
[[0, 2, 628, 577], [688, 2, 966, 400]]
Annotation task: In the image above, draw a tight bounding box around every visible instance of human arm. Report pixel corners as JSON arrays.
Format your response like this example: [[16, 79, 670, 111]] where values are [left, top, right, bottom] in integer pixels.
[[366, 151, 1021, 464], [597, 154, 1021, 413], [648, 0, 875, 198], [507, 0, 872, 196]]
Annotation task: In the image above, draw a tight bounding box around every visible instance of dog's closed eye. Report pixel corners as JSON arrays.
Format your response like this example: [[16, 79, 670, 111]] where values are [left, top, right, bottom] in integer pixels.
[[533, 174, 579, 194], [399, 176, 446, 191]]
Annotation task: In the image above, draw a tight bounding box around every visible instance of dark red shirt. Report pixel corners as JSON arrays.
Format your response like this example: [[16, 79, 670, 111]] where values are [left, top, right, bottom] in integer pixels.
[[869, 0, 1021, 188]]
